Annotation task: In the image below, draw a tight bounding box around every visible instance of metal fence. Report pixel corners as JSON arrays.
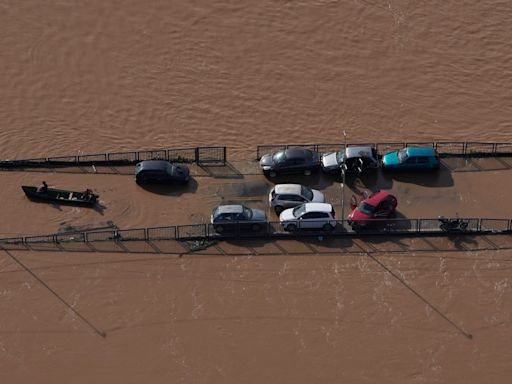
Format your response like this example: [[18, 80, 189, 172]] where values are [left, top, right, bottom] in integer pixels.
[[256, 141, 512, 160], [1, 217, 511, 247], [0, 146, 226, 168]]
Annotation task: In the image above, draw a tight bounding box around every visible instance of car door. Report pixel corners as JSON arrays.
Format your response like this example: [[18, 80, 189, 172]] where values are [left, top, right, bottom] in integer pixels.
[[416, 156, 430, 169], [403, 156, 417, 170], [286, 194, 308, 208], [299, 212, 317, 229]]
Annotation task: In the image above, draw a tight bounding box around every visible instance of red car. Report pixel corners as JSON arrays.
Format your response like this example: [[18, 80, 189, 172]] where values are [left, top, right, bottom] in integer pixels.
[[347, 190, 397, 230]]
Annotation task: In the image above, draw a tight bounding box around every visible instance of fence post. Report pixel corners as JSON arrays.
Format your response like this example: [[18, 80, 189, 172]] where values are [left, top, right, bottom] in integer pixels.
[[144, 228, 148, 241], [195, 147, 200, 164], [84, 232, 88, 243], [416, 219, 420, 233], [477, 218, 482, 232], [223, 147, 227, 165], [508, 219, 512, 232], [53, 235, 57, 243]]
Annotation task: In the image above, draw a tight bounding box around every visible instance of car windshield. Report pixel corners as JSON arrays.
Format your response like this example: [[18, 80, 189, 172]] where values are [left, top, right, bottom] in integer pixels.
[[397, 148, 408, 163], [336, 151, 345, 164], [272, 151, 287, 165], [242, 206, 252, 220], [292, 204, 307, 218], [301, 186, 313, 201], [357, 202, 376, 215]]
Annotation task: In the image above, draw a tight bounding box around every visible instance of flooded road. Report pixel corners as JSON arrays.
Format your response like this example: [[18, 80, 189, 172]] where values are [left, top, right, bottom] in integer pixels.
[[1, 1, 512, 383]]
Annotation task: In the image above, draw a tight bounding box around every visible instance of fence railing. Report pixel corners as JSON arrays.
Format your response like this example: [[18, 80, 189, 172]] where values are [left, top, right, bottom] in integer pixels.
[[256, 141, 512, 160], [0, 146, 227, 168], [1, 217, 511, 246]]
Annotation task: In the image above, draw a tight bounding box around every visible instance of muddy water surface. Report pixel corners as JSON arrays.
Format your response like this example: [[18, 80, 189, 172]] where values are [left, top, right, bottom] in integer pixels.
[[1, 1, 512, 383]]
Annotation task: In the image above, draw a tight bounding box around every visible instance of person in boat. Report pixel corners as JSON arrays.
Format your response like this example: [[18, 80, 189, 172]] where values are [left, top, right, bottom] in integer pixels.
[[37, 181, 48, 194], [83, 188, 95, 201]]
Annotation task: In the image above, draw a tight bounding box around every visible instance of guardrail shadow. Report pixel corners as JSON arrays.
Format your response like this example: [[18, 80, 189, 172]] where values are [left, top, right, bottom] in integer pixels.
[[2, 233, 512, 261]]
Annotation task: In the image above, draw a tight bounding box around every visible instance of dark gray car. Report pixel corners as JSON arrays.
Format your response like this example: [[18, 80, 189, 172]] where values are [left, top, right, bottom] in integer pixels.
[[135, 160, 190, 185], [211, 204, 267, 233], [260, 148, 321, 177]]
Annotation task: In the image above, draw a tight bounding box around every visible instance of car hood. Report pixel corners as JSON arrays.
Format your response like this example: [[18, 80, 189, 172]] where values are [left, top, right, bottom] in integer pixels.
[[348, 208, 371, 221], [321, 152, 340, 169], [382, 151, 400, 167], [311, 189, 325, 203], [259, 154, 274, 167], [251, 208, 267, 222], [279, 208, 296, 222]]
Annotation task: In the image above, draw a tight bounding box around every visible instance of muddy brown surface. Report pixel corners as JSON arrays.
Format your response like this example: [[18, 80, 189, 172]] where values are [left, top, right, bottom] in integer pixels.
[[1, 1, 512, 383]]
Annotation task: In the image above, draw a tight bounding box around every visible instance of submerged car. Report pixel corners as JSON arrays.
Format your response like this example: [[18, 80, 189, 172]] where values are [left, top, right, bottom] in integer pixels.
[[347, 190, 397, 230], [135, 160, 190, 185], [259, 148, 321, 177], [279, 202, 337, 231], [211, 204, 267, 233], [321, 146, 379, 174], [269, 184, 325, 214], [382, 147, 440, 171]]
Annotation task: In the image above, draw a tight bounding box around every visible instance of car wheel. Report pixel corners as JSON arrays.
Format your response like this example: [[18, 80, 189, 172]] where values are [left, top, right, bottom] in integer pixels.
[[214, 225, 224, 233], [323, 223, 334, 231], [304, 169, 312, 176], [274, 206, 284, 215], [269, 171, 277, 178], [286, 224, 297, 232], [251, 223, 261, 232]]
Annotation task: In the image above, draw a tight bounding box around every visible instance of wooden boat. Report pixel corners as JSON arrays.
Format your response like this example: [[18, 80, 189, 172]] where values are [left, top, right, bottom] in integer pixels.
[[22, 185, 99, 206]]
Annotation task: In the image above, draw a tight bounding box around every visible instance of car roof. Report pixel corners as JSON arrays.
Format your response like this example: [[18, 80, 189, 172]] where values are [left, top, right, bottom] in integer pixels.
[[303, 202, 333, 212], [345, 146, 375, 159], [215, 205, 245, 214], [405, 147, 437, 156], [136, 160, 171, 171], [274, 184, 303, 195], [365, 190, 393, 206], [283, 147, 313, 159]]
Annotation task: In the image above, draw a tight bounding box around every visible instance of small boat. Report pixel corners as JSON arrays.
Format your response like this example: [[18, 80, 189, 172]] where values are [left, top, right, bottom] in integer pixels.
[[22, 185, 99, 206]]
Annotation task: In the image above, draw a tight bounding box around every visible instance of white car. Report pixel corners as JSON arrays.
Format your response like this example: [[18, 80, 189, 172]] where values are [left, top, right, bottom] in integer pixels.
[[269, 184, 325, 214], [279, 203, 337, 231]]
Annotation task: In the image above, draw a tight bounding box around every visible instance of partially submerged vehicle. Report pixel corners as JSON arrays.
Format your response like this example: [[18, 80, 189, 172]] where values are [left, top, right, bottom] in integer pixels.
[[22, 185, 99, 206], [347, 190, 397, 230], [259, 148, 321, 177], [269, 184, 325, 215], [321, 146, 379, 175], [135, 160, 190, 185], [211, 204, 267, 233], [382, 147, 440, 171]]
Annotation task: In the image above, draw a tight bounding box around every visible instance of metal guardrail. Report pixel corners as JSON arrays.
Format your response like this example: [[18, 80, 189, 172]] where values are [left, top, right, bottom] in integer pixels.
[[0, 146, 227, 168], [1, 218, 510, 246], [255, 141, 512, 160]]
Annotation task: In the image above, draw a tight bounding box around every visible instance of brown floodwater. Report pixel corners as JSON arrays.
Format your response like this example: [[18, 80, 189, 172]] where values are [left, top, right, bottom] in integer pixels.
[[1, 1, 512, 382]]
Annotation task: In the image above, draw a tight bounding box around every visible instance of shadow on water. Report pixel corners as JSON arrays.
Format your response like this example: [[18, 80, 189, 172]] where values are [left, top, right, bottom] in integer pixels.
[[137, 177, 199, 196]]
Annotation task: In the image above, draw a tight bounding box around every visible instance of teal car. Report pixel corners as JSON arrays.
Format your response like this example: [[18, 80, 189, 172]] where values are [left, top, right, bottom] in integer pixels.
[[382, 147, 440, 171]]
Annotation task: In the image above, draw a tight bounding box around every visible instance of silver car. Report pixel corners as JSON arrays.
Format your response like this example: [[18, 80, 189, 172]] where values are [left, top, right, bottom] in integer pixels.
[[269, 184, 325, 214], [321, 146, 379, 174], [211, 204, 267, 233]]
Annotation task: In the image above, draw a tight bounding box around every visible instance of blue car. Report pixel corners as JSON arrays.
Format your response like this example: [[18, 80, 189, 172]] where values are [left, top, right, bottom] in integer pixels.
[[382, 147, 440, 171]]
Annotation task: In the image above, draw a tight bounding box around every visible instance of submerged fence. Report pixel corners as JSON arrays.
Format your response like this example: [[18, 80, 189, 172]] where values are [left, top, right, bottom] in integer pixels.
[[0, 146, 227, 168], [1, 217, 511, 247], [256, 141, 512, 160]]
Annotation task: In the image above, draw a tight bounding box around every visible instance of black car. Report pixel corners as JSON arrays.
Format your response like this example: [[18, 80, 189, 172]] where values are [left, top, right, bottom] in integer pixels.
[[259, 148, 321, 177], [135, 160, 190, 185]]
